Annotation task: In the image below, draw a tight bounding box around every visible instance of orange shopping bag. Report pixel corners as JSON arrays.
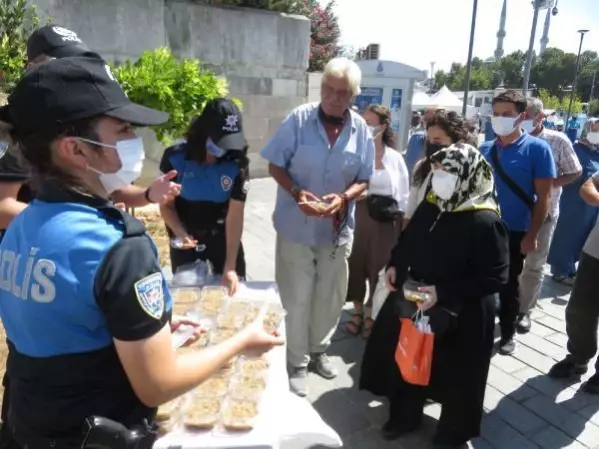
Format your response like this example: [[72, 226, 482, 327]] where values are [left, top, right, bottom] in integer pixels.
[[395, 311, 435, 386]]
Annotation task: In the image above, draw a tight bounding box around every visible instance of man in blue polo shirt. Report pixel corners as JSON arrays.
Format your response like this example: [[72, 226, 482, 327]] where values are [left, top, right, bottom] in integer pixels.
[[480, 90, 556, 355]]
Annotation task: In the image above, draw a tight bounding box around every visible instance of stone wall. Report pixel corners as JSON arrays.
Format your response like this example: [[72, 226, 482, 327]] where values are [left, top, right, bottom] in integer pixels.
[[30, 0, 311, 181]]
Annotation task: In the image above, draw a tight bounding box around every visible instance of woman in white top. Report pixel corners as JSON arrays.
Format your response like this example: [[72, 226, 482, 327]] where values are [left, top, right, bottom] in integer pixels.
[[346, 105, 409, 337], [405, 110, 475, 229]]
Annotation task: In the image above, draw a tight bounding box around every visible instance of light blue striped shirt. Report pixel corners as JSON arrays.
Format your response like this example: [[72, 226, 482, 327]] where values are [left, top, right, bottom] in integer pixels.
[[260, 103, 375, 247]]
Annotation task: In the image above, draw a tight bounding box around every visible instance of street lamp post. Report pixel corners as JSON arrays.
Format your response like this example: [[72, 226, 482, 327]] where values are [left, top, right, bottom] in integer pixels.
[[462, 0, 479, 117], [566, 29, 590, 123], [522, 0, 541, 97], [589, 69, 597, 106]]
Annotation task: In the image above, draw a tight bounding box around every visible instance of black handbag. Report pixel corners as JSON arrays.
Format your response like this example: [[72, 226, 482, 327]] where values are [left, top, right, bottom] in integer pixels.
[[367, 194, 400, 222]]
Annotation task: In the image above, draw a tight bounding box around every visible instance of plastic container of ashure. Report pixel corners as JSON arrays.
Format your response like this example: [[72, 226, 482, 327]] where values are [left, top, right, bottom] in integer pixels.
[[236, 356, 270, 377], [228, 371, 268, 401], [220, 398, 260, 432], [182, 397, 222, 431], [196, 286, 229, 317], [403, 279, 432, 303], [156, 396, 186, 435], [262, 303, 287, 334], [223, 299, 262, 328], [193, 375, 231, 399], [169, 287, 203, 316]]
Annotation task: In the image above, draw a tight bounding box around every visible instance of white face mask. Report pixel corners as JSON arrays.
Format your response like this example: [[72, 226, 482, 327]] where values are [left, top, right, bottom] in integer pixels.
[[587, 132, 599, 145], [80, 137, 145, 195], [521, 120, 536, 134], [491, 116, 519, 137], [431, 170, 458, 200], [368, 125, 384, 140]]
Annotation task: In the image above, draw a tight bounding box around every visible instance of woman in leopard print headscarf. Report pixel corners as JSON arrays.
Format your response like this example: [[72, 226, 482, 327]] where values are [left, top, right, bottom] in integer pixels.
[[360, 143, 509, 447], [427, 143, 499, 215]]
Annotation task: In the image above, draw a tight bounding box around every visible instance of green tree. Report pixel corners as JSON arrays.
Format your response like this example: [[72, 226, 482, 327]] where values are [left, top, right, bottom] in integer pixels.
[[301, 0, 341, 72], [530, 48, 577, 98], [112, 48, 239, 144], [498, 50, 526, 88], [0, 0, 41, 93]]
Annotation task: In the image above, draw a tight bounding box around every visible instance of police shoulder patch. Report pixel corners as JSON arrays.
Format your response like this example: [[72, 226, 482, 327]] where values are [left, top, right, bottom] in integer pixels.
[[134, 272, 165, 320], [221, 175, 233, 192]]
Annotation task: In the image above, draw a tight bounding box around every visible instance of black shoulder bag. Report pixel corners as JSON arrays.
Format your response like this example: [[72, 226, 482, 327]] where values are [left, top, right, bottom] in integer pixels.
[[490, 144, 534, 210]]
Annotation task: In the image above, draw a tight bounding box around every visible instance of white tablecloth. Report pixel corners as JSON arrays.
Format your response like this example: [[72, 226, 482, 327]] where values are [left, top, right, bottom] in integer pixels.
[[155, 282, 341, 449]]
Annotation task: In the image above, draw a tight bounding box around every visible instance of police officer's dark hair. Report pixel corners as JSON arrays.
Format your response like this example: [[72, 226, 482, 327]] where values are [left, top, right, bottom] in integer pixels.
[[2, 117, 101, 189], [185, 115, 250, 176]]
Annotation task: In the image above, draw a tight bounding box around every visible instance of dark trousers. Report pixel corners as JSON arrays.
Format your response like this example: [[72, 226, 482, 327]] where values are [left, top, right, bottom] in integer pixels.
[[169, 231, 246, 278], [498, 231, 526, 340], [565, 252, 599, 372]]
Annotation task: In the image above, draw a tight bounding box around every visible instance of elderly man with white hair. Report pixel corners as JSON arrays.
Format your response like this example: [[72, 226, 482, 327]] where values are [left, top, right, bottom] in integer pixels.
[[517, 97, 582, 333], [261, 57, 375, 396]]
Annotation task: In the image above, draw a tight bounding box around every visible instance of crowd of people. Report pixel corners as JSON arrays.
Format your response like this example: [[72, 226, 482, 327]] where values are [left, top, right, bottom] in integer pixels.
[[1, 21, 599, 449], [261, 61, 599, 448]]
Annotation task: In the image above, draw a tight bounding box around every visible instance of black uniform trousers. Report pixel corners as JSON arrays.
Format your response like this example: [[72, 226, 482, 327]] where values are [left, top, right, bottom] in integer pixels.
[[169, 229, 246, 278], [565, 252, 599, 371], [498, 231, 526, 340]]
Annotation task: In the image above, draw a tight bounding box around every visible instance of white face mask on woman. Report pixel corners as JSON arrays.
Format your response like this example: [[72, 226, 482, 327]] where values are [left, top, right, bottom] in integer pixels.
[[586, 132, 599, 145], [79, 136, 145, 195], [368, 125, 383, 140], [431, 170, 458, 200], [491, 116, 519, 137]]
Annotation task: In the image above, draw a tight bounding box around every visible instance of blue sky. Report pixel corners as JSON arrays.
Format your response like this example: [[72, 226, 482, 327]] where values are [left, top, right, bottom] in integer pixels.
[[335, 0, 598, 74]]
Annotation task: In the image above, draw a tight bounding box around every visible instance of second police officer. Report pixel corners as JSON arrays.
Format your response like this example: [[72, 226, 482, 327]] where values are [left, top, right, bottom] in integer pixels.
[[159, 99, 250, 295], [0, 56, 283, 449]]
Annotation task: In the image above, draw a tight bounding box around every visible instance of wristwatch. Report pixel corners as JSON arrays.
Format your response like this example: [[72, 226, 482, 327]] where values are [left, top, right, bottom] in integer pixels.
[[144, 187, 155, 204], [290, 185, 301, 202]]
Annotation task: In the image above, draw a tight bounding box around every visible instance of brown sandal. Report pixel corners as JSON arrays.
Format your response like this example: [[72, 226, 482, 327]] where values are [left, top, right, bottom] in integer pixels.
[[345, 312, 363, 335], [362, 317, 374, 339]]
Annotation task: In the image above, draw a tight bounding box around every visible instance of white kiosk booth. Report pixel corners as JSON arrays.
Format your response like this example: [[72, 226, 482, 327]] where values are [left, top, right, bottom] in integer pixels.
[[353, 60, 427, 151]]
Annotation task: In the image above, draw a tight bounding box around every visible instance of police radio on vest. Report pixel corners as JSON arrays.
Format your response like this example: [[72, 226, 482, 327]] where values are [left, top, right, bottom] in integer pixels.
[[0, 247, 57, 303]]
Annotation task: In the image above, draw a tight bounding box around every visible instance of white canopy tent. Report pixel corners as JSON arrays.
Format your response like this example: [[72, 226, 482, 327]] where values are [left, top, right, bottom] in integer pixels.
[[429, 85, 476, 118], [411, 91, 434, 109], [430, 85, 463, 108]]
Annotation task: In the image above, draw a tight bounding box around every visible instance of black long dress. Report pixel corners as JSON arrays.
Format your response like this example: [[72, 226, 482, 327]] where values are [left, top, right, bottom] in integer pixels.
[[360, 200, 509, 442]]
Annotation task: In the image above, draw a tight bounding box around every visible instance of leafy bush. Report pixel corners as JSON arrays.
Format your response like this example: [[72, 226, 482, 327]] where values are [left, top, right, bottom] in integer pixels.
[[0, 0, 41, 93], [538, 88, 584, 115], [112, 48, 240, 144]]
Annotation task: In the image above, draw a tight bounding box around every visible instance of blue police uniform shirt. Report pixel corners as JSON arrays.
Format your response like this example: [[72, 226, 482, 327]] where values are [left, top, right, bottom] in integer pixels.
[[0, 183, 172, 437], [160, 142, 249, 235], [480, 133, 556, 232]]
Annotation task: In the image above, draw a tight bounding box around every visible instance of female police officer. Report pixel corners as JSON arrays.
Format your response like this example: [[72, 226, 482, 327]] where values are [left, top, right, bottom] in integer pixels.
[[0, 56, 282, 449], [159, 98, 249, 295]]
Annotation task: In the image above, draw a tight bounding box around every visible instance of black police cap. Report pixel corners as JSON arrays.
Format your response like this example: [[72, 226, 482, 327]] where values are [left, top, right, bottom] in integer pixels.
[[202, 98, 245, 151], [27, 25, 93, 61], [4, 56, 169, 138]]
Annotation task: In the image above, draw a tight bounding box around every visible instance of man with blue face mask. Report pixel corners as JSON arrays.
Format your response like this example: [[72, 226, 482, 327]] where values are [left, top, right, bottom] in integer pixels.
[[480, 90, 556, 355]]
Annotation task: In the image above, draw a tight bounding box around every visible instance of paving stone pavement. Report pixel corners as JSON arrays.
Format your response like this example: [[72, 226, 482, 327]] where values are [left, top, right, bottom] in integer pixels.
[[241, 178, 599, 449]]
